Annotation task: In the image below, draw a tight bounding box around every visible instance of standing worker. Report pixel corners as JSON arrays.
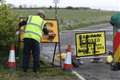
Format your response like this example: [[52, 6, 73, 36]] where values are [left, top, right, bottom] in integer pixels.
[[18, 10, 53, 72], [110, 12, 120, 71]]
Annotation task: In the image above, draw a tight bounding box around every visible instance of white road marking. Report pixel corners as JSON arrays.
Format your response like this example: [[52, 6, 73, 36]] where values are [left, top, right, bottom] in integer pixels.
[[72, 70, 86, 80]]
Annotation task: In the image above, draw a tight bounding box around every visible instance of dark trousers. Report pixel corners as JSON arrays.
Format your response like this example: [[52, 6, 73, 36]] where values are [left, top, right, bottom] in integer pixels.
[[23, 38, 40, 71]]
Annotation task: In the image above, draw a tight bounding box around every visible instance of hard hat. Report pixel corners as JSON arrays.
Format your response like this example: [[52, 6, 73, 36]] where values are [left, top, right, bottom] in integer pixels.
[[37, 10, 45, 15], [19, 16, 26, 21], [111, 13, 120, 28]]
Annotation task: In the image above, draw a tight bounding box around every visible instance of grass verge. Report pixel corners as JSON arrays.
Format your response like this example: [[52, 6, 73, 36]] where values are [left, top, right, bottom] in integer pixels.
[[0, 48, 76, 80]]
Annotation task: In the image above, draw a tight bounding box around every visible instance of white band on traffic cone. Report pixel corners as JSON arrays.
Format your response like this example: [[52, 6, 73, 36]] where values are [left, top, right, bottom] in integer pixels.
[[64, 52, 72, 64], [8, 50, 16, 62], [64, 51, 72, 70]]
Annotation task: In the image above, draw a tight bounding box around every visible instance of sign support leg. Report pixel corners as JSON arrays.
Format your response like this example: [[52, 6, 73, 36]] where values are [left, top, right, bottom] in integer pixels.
[[52, 42, 57, 66], [58, 42, 62, 67]]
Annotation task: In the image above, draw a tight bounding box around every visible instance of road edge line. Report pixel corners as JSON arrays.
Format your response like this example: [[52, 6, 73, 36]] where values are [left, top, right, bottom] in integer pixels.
[[72, 70, 86, 80]]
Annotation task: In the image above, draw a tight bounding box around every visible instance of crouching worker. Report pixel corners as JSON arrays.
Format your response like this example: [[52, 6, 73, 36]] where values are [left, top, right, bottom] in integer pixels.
[[16, 16, 26, 59], [19, 10, 51, 73]]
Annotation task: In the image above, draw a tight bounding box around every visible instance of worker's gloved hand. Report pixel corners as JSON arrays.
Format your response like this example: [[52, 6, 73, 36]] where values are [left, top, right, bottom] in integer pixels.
[[48, 30, 56, 41], [43, 34, 49, 39], [16, 31, 20, 35]]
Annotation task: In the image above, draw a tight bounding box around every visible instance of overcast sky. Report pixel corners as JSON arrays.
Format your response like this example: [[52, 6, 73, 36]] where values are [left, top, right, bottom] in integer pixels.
[[6, 0, 119, 11]]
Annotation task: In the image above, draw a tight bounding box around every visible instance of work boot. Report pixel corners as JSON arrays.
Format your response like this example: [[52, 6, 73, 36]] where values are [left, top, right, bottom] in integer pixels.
[[23, 69, 27, 72], [111, 63, 120, 71], [22, 66, 28, 72], [33, 68, 40, 73], [33, 69, 37, 73]]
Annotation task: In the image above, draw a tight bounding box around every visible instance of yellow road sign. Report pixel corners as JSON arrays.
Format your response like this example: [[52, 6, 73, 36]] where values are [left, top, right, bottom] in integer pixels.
[[75, 31, 106, 57], [41, 19, 59, 43]]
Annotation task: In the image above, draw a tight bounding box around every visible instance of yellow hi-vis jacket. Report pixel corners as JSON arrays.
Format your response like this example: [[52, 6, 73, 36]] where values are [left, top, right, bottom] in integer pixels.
[[24, 15, 45, 43]]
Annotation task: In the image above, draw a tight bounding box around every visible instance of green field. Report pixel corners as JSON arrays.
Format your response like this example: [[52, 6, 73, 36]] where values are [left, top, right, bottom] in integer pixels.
[[13, 8, 116, 30]]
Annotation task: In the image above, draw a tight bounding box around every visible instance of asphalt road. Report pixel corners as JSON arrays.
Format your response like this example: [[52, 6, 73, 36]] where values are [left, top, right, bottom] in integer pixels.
[[74, 63, 120, 80]]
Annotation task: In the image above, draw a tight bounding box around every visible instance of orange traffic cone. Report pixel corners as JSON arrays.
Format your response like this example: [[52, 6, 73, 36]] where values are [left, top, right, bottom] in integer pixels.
[[7, 44, 16, 69], [63, 44, 73, 71]]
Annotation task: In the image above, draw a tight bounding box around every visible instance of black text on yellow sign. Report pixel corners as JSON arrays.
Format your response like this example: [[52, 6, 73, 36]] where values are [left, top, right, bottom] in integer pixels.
[[75, 31, 106, 57]]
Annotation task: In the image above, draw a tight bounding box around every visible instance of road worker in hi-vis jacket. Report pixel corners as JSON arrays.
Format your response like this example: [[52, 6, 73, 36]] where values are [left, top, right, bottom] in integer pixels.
[[110, 12, 120, 71], [16, 10, 56, 73]]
